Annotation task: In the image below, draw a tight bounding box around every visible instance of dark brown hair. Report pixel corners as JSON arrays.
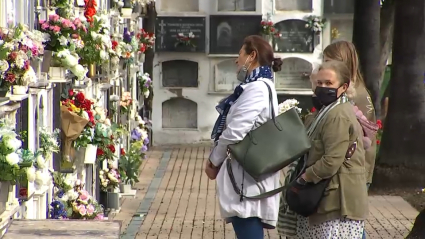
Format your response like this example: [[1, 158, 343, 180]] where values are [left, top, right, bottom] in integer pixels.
[[243, 35, 283, 72]]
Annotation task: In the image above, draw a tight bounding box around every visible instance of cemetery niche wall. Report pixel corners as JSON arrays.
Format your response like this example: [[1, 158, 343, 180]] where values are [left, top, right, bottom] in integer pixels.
[[155, 16, 206, 53], [275, 0, 312, 11], [273, 19, 315, 53], [162, 98, 198, 129], [209, 15, 262, 54], [214, 59, 239, 92], [162, 60, 199, 88]]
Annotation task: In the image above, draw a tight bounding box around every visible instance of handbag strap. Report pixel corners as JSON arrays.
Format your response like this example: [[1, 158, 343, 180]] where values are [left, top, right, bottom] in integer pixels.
[[227, 159, 288, 200]]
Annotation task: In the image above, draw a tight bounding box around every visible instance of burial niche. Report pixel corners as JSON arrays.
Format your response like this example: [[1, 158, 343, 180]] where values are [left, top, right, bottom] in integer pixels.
[[159, 0, 199, 12], [323, 0, 354, 14], [218, 0, 256, 11], [274, 19, 314, 53], [162, 98, 198, 129], [162, 60, 199, 87], [275, 57, 312, 90], [214, 59, 239, 92], [275, 0, 312, 11]]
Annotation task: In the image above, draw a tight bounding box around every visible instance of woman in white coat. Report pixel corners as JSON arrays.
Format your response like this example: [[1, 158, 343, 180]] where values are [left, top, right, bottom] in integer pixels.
[[205, 35, 283, 239]]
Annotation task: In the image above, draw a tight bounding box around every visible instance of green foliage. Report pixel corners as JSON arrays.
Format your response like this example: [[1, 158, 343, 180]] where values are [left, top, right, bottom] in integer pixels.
[[119, 153, 141, 185], [51, 171, 72, 192]]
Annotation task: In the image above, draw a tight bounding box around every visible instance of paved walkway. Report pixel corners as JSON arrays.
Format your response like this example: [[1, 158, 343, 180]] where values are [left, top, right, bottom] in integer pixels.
[[112, 145, 418, 239]]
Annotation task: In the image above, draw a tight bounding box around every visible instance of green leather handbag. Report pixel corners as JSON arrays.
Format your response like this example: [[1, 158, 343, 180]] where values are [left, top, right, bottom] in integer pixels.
[[227, 82, 311, 183]]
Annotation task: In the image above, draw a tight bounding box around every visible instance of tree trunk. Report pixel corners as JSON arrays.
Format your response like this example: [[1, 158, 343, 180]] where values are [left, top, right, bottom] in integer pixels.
[[373, 0, 425, 189], [377, 0, 395, 119], [352, 0, 381, 120]]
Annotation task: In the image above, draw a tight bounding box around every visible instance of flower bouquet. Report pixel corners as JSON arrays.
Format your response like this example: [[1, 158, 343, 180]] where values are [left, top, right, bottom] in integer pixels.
[[38, 128, 61, 158], [60, 90, 94, 161], [304, 15, 326, 33], [130, 126, 149, 159], [120, 91, 132, 114], [137, 72, 152, 98], [175, 32, 196, 49], [0, 24, 42, 92], [278, 99, 302, 115], [33, 152, 51, 189], [135, 29, 155, 53], [118, 149, 142, 193], [99, 164, 120, 192], [50, 174, 104, 220], [260, 19, 282, 38], [77, 13, 113, 67]]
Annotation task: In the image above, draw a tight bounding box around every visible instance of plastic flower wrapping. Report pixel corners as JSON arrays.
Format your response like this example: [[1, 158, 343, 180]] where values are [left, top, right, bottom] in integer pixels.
[[137, 72, 152, 98], [99, 164, 120, 192], [0, 24, 47, 88], [0, 119, 35, 183], [278, 99, 302, 115], [50, 173, 104, 220]]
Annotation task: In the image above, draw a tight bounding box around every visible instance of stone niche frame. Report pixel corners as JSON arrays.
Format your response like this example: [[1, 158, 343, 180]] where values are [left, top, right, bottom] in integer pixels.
[[323, 0, 354, 14], [217, 0, 256, 12], [161, 60, 199, 88], [158, 0, 199, 12], [213, 58, 239, 92], [275, 0, 312, 12], [274, 57, 313, 91], [162, 97, 198, 129], [273, 19, 315, 53]]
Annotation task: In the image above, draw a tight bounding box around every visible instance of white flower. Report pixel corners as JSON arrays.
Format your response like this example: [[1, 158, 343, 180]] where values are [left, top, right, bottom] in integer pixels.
[[36, 155, 46, 169], [22, 66, 37, 85], [82, 110, 89, 120], [0, 60, 9, 72], [188, 32, 195, 38], [5, 136, 22, 151], [100, 50, 108, 60], [107, 173, 119, 182], [118, 1, 124, 7], [5, 152, 20, 165], [104, 118, 111, 126], [70, 64, 87, 80], [65, 189, 79, 201], [278, 99, 301, 115], [26, 167, 36, 182], [144, 90, 150, 98], [58, 36, 69, 46], [35, 170, 49, 186]]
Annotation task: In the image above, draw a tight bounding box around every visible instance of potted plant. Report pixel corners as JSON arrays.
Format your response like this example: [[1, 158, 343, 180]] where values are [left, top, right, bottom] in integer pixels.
[[174, 32, 196, 52], [135, 29, 155, 62], [99, 164, 120, 210], [118, 152, 141, 193], [304, 15, 326, 33]]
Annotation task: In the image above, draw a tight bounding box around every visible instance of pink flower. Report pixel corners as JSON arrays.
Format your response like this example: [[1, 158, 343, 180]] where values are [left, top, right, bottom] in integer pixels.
[[86, 205, 95, 215], [94, 214, 104, 220], [79, 190, 89, 201], [39, 20, 46, 24], [52, 26, 61, 33], [41, 23, 49, 30], [78, 205, 87, 216], [49, 14, 60, 22], [61, 19, 74, 28], [73, 18, 81, 25]]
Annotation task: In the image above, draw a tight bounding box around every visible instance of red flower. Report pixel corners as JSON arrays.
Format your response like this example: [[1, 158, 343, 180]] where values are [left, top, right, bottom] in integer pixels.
[[75, 92, 85, 103], [376, 120, 383, 129], [9, 52, 17, 60], [68, 89, 74, 97], [311, 107, 316, 113], [5, 73, 15, 83], [24, 60, 30, 70], [120, 148, 126, 156], [97, 148, 104, 156], [376, 140, 381, 145], [267, 21, 273, 26], [108, 145, 116, 153], [260, 20, 266, 26], [112, 40, 118, 50]]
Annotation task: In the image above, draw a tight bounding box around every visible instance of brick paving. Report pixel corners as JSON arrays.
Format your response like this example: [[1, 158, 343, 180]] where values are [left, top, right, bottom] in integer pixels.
[[112, 144, 418, 239]]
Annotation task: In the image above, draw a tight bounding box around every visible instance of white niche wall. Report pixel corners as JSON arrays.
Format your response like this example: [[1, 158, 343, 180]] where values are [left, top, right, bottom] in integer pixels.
[[151, 54, 223, 145]]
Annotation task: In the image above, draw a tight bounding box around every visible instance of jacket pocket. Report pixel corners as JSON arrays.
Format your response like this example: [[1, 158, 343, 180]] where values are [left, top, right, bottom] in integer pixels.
[[316, 182, 340, 214]]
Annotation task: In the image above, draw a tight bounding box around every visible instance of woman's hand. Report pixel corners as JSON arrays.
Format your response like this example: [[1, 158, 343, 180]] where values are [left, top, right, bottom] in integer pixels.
[[205, 160, 220, 180]]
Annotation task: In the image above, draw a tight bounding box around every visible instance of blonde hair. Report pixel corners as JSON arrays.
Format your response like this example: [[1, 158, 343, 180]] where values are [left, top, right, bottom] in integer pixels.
[[323, 41, 364, 98], [319, 60, 352, 87]]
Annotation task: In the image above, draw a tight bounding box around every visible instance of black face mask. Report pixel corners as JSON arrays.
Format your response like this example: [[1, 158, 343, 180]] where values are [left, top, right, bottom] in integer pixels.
[[311, 95, 323, 111], [314, 86, 339, 106]]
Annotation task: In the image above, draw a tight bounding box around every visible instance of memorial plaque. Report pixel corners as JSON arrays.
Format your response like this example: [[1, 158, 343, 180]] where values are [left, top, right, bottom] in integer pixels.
[[162, 60, 199, 87], [218, 0, 256, 11], [214, 59, 239, 92], [275, 57, 312, 90], [324, 0, 354, 14], [155, 17, 206, 52], [210, 15, 262, 54], [274, 19, 314, 53], [275, 0, 312, 11]]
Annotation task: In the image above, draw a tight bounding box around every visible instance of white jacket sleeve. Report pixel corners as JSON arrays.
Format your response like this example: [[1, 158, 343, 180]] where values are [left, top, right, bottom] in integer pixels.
[[209, 82, 267, 167]]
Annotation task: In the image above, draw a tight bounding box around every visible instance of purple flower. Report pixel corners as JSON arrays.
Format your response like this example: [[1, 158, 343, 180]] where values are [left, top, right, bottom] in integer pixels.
[[131, 128, 142, 141], [143, 137, 149, 145], [141, 145, 148, 152]]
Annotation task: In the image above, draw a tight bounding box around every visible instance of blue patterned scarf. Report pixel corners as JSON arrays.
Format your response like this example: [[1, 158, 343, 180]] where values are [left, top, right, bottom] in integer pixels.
[[211, 66, 273, 141]]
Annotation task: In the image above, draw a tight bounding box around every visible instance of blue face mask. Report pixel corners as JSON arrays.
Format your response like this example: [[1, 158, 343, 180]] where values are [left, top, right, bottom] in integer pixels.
[[236, 57, 252, 82]]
